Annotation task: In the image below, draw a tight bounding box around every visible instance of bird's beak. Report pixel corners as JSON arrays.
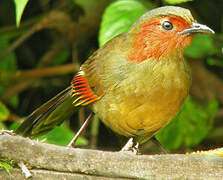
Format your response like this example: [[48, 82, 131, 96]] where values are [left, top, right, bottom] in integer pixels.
[[179, 22, 215, 35]]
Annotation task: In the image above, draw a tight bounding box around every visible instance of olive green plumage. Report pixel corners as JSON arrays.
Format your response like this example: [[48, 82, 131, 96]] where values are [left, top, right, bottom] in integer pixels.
[[16, 6, 214, 145]]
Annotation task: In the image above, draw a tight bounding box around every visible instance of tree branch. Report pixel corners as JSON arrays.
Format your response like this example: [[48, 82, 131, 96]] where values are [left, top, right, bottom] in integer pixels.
[[0, 131, 223, 179], [0, 168, 114, 180], [0, 63, 79, 85]]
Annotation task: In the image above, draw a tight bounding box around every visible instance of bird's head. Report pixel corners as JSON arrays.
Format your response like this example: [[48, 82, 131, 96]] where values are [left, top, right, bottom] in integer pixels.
[[127, 6, 214, 63]]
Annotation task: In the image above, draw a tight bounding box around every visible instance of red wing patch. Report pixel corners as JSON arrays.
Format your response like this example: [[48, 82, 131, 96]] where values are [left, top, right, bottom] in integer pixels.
[[71, 71, 99, 106]]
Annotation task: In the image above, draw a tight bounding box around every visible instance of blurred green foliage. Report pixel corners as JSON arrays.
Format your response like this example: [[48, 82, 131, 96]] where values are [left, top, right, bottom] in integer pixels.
[[38, 124, 88, 146], [0, 158, 13, 176], [9, 122, 88, 146], [156, 96, 218, 150], [185, 34, 219, 58], [0, 101, 9, 121], [0, 36, 18, 107], [0, 0, 222, 152], [163, 0, 192, 4]]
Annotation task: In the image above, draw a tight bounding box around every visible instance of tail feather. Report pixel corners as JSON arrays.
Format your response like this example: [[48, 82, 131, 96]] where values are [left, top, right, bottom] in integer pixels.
[[15, 86, 78, 137]]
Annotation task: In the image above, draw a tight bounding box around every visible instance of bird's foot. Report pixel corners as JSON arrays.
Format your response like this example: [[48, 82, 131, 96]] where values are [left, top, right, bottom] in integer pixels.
[[120, 138, 139, 154]]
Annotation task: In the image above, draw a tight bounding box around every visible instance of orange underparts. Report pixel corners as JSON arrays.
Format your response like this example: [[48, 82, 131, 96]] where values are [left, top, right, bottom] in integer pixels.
[[71, 71, 98, 106]]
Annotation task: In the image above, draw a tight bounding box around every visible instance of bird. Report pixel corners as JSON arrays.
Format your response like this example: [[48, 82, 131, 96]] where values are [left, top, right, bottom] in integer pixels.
[[15, 6, 214, 149]]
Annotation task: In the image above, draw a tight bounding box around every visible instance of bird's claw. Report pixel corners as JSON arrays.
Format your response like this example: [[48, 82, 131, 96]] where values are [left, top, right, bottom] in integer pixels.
[[120, 137, 139, 154]]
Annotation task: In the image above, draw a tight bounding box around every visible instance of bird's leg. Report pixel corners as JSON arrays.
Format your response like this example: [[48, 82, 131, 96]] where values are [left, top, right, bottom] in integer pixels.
[[120, 137, 139, 154], [67, 112, 94, 147], [151, 136, 168, 154]]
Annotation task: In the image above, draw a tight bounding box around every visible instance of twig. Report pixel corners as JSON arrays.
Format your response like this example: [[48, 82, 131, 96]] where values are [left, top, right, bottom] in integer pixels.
[[1, 64, 78, 101], [8, 112, 21, 122], [1, 38, 72, 101], [16, 63, 78, 79], [0, 23, 43, 60], [18, 162, 32, 178], [1, 63, 78, 101], [28, 63, 76, 78], [0, 10, 72, 60], [38, 38, 68, 67], [215, 108, 223, 119], [0, 0, 110, 102], [1, 80, 33, 101], [0, 63, 79, 85], [0, 16, 40, 35]]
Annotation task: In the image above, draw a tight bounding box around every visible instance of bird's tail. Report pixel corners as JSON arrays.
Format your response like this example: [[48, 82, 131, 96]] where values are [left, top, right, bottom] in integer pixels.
[[15, 86, 78, 137]]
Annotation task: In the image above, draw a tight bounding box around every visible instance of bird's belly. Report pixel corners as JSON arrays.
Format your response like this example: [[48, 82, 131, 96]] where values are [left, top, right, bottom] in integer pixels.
[[92, 85, 188, 139]]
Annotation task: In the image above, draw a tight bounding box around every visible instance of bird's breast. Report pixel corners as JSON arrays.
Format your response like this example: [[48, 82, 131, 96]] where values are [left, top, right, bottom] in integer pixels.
[[91, 56, 191, 142]]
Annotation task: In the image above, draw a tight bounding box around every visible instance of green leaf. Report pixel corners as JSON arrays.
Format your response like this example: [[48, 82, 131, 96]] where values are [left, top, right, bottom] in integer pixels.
[[99, 0, 154, 47], [38, 124, 88, 146], [156, 96, 218, 150], [185, 34, 218, 58], [163, 0, 193, 4], [13, 0, 29, 27], [0, 101, 9, 121]]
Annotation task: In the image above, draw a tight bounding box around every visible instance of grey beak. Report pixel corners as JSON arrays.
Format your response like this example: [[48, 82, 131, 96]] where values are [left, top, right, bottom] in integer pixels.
[[179, 22, 215, 35]]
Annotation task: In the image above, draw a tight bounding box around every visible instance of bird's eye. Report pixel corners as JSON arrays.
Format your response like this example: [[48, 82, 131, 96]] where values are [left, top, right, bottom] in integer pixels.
[[161, 21, 173, 31]]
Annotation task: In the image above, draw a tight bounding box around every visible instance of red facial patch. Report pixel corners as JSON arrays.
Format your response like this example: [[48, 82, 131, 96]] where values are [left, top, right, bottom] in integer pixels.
[[127, 16, 193, 63], [71, 71, 99, 106]]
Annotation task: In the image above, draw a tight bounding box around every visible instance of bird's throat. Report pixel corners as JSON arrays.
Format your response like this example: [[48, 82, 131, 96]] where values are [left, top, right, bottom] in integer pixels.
[[127, 33, 192, 63]]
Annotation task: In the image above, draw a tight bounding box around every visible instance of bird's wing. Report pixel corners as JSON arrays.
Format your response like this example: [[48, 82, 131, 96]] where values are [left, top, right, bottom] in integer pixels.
[[77, 33, 129, 101], [15, 86, 76, 137], [16, 33, 127, 137], [71, 38, 119, 106]]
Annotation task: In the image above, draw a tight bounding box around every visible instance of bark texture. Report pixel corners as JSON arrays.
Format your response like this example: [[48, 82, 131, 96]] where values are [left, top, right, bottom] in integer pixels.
[[0, 131, 223, 179]]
